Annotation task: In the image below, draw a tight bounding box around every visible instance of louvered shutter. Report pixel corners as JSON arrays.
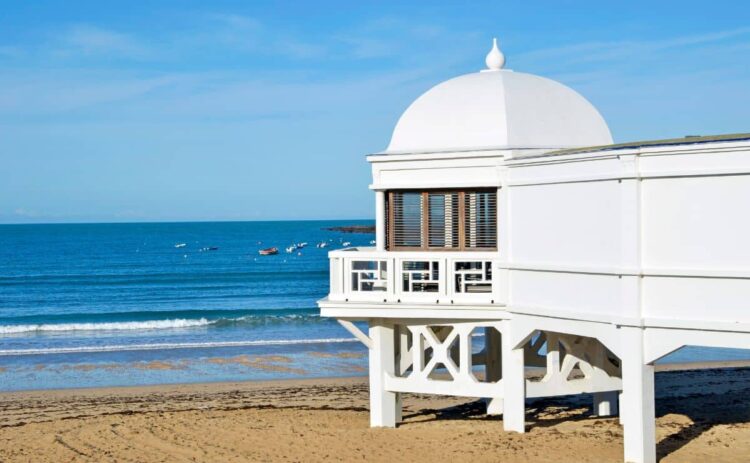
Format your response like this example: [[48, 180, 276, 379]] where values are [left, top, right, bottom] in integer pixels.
[[464, 191, 497, 249], [391, 192, 423, 248], [387, 189, 497, 251], [428, 192, 460, 248]]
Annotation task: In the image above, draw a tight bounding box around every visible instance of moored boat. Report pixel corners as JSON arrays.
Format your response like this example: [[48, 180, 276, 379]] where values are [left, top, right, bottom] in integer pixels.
[[259, 247, 279, 256]]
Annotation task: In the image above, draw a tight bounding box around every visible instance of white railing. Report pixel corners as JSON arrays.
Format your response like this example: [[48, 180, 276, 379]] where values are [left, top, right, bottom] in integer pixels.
[[327, 247, 504, 305]]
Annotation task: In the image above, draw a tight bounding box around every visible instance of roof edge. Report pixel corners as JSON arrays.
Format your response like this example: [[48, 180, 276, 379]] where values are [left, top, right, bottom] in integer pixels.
[[539, 133, 750, 158]]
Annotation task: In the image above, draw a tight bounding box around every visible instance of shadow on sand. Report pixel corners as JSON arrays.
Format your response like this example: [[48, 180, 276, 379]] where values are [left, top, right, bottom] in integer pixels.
[[399, 367, 750, 461]]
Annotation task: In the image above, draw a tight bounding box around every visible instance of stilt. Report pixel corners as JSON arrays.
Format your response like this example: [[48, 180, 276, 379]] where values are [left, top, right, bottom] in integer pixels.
[[502, 323, 526, 432], [395, 393, 403, 423], [593, 391, 619, 417], [620, 327, 656, 463], [485, 327, 503, 415], [486, 397, 504, 415], [369, 320, 399, 427]]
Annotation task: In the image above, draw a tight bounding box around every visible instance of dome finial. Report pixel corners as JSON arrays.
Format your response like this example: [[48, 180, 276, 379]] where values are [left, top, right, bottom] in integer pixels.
[[484, 37, 505, 71]]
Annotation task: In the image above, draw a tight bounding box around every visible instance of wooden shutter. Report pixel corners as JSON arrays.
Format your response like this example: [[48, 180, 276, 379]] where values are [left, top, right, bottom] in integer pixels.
[[428, 192, 460, 248], [463, 191, 497, 249], [386, 189, 497, 251], [391, 191, 424, 248]]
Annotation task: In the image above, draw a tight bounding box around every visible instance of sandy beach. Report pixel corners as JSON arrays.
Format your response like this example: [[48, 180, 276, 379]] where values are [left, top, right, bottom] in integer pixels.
[[1, 362, 750, 462]]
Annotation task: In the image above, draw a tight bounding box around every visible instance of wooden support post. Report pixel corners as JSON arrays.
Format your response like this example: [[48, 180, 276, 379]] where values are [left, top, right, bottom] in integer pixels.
[[621, 326, 655, 463], [502, 322, 526, 433], [593, 391, 619, 417], [369, 320, 399, 427], [592, 341, 619, 417], [484, 327, 503, 415]]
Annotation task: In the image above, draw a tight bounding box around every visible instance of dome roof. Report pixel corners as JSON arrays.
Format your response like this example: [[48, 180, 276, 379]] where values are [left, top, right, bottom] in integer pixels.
[[384, 40, 612, 154]]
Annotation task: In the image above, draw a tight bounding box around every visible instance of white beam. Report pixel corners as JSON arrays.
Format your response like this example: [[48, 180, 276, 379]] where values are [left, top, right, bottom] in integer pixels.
[[375, 190, 386, 250], [338, 319, 372, 349]]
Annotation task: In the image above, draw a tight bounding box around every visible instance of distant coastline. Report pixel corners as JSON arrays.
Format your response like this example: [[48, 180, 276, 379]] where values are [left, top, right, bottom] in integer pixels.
[[323, 225, 375, 234]]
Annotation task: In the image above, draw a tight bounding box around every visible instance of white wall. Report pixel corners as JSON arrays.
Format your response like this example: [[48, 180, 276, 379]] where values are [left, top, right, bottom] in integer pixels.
[[510, 270, 624, 318], [642, 175, 750, 270], [506, 141, 750, 327], [640, 150, 750, 324], [369, 151, 506, 190], [643, 277, 750, 323], [509, 180, 622, 268]]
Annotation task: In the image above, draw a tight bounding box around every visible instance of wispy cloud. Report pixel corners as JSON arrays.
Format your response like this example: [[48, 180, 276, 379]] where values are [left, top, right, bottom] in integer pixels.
[[333, 17, 454, 60], [0, 72, 177, 115], [13, 208, 41, 219], [0, 45, 23, 59], [56, 24, 150, 59], [201, 13, 327, 59], [516, 26, 750, 72]]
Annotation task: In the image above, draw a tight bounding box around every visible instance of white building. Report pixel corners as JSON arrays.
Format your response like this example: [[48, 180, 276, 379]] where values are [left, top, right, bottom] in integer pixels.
[[318, 39, 750, 463]]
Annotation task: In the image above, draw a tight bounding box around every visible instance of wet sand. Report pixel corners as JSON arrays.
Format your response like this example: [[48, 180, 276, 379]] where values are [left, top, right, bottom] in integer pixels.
[[2, 363, 750, 462]]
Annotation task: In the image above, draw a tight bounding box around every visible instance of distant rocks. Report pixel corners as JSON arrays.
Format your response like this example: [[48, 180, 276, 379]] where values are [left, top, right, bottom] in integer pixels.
[[323, 225, 375, 234]]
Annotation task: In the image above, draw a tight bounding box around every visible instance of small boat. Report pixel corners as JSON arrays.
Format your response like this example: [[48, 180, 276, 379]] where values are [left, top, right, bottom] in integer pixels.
[[316, 242, 328, 248], [174, 243, 187, 248], [342, 241, 351, 247], [259, 247, 278, 256], [285, 246, 296, 253], [297, 242, 308, 248], [369, 240, 376, 245], [199, 246, 219, 252]]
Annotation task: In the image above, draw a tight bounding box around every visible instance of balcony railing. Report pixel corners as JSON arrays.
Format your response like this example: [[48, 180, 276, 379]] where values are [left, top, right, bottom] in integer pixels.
[[327, 247, 503, 305]]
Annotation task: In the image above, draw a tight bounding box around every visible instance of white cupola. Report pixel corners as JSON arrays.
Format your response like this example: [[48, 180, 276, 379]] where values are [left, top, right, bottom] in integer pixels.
[[384, 39, 613, 154]]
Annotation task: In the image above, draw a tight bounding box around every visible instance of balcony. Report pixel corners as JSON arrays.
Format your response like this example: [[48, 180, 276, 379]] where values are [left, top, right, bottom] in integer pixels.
[[327, 247, 504, 306]]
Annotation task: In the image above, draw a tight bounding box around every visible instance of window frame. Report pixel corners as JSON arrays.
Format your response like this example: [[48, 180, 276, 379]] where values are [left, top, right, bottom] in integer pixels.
[[386, 189, 498, 252]]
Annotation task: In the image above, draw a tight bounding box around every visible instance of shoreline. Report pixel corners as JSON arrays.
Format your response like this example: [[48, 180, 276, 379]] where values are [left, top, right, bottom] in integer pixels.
[[2, 363, 750, 461], [2, 358, 748, 397]]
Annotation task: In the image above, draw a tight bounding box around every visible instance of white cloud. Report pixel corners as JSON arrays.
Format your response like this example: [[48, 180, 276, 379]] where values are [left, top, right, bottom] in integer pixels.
[[13, 207, 40, 218], [57, 24, 150, 58], [0, 72, 178, 114], [515, 27, 750, 72], [0, 45, 22, 59]]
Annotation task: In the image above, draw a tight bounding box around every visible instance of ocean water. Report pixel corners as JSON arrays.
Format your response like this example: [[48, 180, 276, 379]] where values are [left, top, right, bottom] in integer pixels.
[[0, 221, 748, 392], [0, 221, 371, 391]]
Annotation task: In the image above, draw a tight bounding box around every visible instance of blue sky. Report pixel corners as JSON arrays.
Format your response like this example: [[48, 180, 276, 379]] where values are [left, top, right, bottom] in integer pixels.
[[1, 0, 749, 223]]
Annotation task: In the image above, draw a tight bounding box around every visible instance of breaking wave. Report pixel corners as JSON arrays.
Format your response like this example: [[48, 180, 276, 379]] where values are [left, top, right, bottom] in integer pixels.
[[0, 318, 214, 334], [0, 310, 323, 335], [0, 337, 358, 356]]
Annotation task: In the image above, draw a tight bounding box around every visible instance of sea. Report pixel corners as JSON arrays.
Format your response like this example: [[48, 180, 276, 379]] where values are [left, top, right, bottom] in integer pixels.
[[1, 220, 749, 392]]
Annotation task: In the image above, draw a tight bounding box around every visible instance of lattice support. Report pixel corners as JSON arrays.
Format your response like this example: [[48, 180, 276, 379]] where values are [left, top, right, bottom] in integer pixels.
[[365, 319, 625, 436], [525, 331, 622, 399], [384, 321, 503, 399]]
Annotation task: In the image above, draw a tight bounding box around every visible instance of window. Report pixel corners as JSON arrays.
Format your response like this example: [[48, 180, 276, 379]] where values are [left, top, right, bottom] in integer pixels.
[[390, 191, 422, 248], [386, 190, 497, 251]]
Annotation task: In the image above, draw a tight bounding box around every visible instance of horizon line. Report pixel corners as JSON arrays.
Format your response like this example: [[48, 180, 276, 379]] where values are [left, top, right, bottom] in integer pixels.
[[0, 217, 375, 226]]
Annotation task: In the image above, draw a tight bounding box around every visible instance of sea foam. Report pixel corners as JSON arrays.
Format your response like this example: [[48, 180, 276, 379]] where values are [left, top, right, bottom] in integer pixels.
[[0, 337, 358, 356], [0, 318, 213, 334]]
